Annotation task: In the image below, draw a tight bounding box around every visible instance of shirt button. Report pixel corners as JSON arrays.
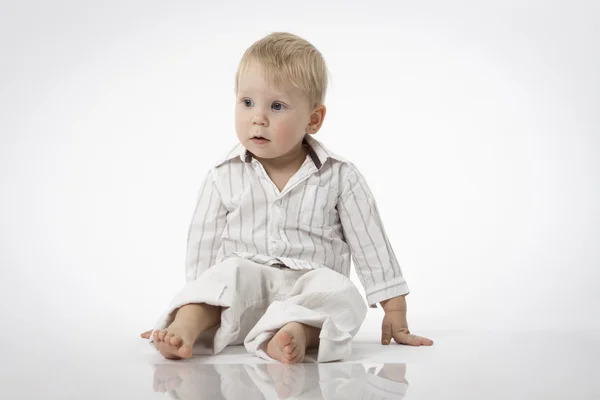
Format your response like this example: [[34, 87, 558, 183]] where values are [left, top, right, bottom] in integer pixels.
[[274, 199, 281, 206]]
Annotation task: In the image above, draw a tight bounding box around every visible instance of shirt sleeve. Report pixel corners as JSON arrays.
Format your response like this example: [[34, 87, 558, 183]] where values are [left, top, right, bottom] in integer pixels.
[[184, 169, 228, 281], [337, 163, 409, 307]]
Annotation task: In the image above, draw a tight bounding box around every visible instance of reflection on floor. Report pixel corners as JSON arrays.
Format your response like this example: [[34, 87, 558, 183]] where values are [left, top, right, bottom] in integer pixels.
[[151, 362, 408, 400]]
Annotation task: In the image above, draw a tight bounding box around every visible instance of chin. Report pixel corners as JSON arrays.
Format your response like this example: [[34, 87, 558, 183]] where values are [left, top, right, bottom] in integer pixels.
[[249, 148, 277, 159]]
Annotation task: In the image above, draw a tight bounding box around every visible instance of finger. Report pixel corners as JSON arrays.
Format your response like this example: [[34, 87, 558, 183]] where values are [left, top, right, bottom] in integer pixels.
[[141, 330, 152, 339], [381, 323, 393, 345], [393, 332, 423, 346], [419, 336, 434, 346], [404, 334, 434, 346]]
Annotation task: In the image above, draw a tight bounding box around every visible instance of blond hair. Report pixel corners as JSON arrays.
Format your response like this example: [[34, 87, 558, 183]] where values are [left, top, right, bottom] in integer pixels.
[[235, 32, 329, 107]]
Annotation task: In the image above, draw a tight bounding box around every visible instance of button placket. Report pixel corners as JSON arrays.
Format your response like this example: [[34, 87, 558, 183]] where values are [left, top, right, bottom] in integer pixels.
[[266, 195, 286, 256], [267, 197, 280, 255]]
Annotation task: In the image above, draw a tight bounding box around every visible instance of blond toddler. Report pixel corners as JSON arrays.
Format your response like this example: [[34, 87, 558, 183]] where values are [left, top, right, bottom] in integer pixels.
[[141, 32, 433, 363]]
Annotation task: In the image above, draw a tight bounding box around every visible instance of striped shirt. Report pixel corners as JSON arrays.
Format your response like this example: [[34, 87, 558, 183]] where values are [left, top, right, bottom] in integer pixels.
[[184, 135, 409, 306]]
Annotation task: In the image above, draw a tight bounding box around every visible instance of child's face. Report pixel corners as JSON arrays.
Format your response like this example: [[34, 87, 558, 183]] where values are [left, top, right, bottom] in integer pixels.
[[235, 61, 319, 161]]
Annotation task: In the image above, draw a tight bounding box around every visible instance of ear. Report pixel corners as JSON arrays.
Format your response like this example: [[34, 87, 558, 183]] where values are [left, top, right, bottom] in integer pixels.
[[306, 104, 327, 135]]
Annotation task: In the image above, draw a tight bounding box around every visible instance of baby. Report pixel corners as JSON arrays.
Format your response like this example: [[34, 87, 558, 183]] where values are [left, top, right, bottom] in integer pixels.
[[141, 32, 433, 363]]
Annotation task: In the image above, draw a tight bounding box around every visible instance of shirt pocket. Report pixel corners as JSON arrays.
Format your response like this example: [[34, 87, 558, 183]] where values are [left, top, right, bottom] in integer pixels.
[[297, 185, 337, 228]]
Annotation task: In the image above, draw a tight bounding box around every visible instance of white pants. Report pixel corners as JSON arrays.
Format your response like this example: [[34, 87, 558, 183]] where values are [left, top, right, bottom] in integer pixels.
[[149, 257, 368, 362]]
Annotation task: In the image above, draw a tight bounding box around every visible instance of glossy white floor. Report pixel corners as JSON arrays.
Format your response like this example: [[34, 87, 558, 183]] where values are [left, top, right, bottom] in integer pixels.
[[3, 312, 598, 399]]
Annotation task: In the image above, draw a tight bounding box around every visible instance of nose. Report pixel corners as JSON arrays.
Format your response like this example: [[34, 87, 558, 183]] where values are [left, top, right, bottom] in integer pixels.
[[251, 110, 268, 126]]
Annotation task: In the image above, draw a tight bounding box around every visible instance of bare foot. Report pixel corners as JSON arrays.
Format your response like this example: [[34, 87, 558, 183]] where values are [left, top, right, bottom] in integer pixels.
[[153, 303, 221, 360], [153, 321, 199, 360], [266, 322, 320, 364]]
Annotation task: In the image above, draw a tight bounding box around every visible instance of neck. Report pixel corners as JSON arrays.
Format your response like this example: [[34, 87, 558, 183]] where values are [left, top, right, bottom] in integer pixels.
[[255, 142, 307, 172]]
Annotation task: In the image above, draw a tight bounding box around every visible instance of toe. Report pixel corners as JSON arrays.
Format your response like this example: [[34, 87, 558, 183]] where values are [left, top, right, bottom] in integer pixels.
[[289, 346, 301, 359], [158, 330, 167, 340], [169, 335, 182, 346], [178, 344, 193, 359]]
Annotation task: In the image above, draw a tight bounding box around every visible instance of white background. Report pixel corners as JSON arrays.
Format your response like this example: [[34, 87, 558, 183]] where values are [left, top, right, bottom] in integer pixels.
[[1, 0, 599, 348]]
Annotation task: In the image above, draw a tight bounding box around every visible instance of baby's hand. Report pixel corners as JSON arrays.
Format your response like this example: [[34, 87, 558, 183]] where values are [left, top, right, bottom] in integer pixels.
[[381, 311, 433, 346], [380, 296, 433, 346]]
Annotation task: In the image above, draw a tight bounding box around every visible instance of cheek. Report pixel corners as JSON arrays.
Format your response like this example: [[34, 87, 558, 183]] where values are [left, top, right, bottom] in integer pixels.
[[273, 117, 304, 138], [234, 111, 249, 130]]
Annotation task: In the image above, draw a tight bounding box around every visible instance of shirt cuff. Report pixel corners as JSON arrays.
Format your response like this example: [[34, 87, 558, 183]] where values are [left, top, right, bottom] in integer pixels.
[[365, 277, 410, 308]]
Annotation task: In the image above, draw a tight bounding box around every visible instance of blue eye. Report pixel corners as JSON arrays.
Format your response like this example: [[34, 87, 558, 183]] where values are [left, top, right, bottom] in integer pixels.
[[243, 99, 253, 107], [272, 102, 285, 111]]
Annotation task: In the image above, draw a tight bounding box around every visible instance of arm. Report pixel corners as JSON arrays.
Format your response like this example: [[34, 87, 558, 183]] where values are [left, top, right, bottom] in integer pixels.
[[337, 163, 433, 347], [184, 169, 228, 281], [337, 163, 409, 307]]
